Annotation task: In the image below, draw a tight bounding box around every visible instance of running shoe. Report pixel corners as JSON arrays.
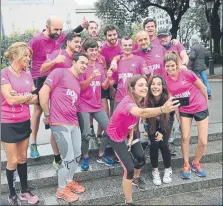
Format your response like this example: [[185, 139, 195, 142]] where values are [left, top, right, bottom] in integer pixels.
[[132, 177, 146, 190], [163, 168, 172, 184], [66, 180, 85, 194], [181, 164, 191, 179], [125, 201, 136, 205], [152, 170, 162, 186], [113, 156, 120, 163], [56, 187, 79, 203], [191, 161, 206, 177], [30, 143, 40, 159], [97, 155, 114, 166], [8, 194, 22, 206], [81, 157, 89, 171], [20, 191, 39, 204], [53, 159, 62, 170]]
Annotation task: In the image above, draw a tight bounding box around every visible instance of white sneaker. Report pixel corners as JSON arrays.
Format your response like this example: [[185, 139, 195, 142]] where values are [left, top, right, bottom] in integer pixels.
[[163, 167, 172, 184], [152, 170, 162, 186]]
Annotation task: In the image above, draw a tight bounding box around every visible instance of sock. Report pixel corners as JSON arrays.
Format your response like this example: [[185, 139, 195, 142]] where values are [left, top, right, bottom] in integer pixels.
[[6, 168, 16, 197], [54, 154, 62, 163], [17, 163, 28, 193]]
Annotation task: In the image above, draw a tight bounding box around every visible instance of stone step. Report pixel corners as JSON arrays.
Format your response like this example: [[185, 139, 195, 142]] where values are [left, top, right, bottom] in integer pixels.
[[1, 122, 222, 168], [1, 139, 222, 193], [1, 162, 222, 205]]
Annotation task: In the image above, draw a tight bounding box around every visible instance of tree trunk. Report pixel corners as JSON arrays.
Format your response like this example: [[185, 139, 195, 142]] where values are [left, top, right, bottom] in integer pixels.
[[170, 22, 179, 39]]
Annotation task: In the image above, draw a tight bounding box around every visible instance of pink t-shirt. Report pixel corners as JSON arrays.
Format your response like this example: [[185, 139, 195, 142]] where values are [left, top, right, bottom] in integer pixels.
[[1, 68, 34, 123], [44, 68, 80, 125], [165, 69, 208, 113], [77, 62, 106, 112], [134, 45, 166, 76], [96, 55, 106, 69], [101, 40, 122, 67], [44, 49, 73, 73], [28, 32, 65, 79], [165, 43, 185, 55], [107, 95, 139, 142], [112, 55, 146, 103]]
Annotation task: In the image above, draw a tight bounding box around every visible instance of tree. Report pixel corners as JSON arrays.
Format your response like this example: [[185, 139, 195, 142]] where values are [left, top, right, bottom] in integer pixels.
[[95, 0, 190, 38], [196, 0, 222, 54], [178, 5, 208, 48]]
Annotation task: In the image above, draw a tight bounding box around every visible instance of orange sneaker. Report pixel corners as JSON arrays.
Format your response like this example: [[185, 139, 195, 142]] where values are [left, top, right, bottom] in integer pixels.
[[67, 180, 86, 194], [56, 187, 79, 202]]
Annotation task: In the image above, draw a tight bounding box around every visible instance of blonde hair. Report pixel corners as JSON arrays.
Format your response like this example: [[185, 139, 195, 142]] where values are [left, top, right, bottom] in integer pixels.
[[3, 42, 33, 63], [164, 51, 181, 71]]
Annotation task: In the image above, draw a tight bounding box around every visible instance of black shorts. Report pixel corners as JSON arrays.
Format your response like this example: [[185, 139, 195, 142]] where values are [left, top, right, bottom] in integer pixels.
[[34, 76, 47, 106], [1, 120, 31, 143], [101, 88, 110, 99], [180, 109, 209, 121]]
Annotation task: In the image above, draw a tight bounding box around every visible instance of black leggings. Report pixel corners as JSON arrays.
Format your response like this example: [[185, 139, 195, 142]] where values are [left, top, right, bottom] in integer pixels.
[[148, 120, 173, 168], [109, 135, 145, 180]]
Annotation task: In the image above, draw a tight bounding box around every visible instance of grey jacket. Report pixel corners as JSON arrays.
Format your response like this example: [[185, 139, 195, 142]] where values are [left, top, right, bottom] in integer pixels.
[[189, 42, 208, 72]]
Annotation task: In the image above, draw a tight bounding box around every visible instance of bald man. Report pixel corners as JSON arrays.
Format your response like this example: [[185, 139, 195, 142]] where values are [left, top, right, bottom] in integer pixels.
[[28, 16, 88, 164]]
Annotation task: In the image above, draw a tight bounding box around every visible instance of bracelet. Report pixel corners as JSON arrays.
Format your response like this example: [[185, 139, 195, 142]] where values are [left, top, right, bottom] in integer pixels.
[[160, 106, 164, 114], [44, 114, 49, 117]]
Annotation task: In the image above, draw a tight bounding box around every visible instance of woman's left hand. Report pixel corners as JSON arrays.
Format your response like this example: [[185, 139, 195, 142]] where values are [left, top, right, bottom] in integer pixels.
[[155, 131, 163, 142]]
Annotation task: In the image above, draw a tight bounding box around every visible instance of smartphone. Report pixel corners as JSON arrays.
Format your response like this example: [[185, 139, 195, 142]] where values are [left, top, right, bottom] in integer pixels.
[[173, 97, 189, 107], [31, 89, 38, 95], [45, 124, 50, 130]]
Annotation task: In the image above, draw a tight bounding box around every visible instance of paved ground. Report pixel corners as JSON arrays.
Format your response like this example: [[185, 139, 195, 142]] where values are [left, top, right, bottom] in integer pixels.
[[136, 186, 222, 205]]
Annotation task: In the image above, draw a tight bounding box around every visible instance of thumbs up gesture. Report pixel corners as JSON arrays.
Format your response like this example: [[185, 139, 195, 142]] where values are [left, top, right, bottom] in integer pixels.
[[53, 50, 66, 64], [82, 16, 89, 29]]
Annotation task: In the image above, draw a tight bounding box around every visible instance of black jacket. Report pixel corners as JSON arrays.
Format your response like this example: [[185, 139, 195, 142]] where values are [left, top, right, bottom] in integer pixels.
[[189, 42, 208, 72]]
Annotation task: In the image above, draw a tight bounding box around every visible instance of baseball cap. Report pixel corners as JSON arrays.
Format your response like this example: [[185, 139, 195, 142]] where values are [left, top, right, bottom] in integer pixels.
[[157, 28, 171, 37]]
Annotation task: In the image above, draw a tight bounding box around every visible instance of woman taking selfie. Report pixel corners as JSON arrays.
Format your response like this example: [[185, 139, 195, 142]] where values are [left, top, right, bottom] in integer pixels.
[[1, 42, 39, 205], [106, 75, 179, 205]]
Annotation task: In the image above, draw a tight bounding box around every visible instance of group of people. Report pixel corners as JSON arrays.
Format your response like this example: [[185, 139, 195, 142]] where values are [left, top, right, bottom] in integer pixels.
[[1, 16, 210, 206]]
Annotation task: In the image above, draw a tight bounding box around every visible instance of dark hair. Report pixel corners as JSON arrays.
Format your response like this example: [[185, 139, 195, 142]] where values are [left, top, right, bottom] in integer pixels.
[[82, 36, 102, 46], [143, 18, 157, 29], [146, 75, 169, 134], [83, 39, 98, 52], [73, 52, 88, 62], [65, 32, 81, 46], [127, 75, 148, 108], [104, 25, 117, 36], [87, 21, 98, 29], [164, 51, 180, 69]]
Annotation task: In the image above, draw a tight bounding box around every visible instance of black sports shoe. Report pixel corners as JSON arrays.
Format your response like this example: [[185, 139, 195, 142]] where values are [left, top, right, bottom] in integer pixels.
[[132, 177, 146, 191], [8, 195, 22, 206], [125, 201, 136, 205], [208, 94, 212, 100]]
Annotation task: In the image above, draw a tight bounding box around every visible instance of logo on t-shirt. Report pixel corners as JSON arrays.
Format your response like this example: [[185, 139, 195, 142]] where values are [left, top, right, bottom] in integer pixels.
[[66, 89, 78, 106], [128, 122, 137, 129], [175, 90, 190, 98], [118, 73, 133, 84], [90, 81, 101, 94]]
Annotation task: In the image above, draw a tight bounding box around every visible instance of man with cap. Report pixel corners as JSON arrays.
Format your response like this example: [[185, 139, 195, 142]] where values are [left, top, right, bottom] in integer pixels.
[[158, 28, 189, 67]]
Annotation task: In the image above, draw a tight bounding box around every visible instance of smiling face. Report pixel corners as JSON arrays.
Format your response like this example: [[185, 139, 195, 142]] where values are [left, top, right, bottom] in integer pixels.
[[158, 35, 171, 46], [150, 77, 163, 97], [144, 21, 156, 37], [165, 60, 178, 76], [67, 36, 82, 53], [47, 19, 63, 40], [136, 31, 150, 50], [86, 47, 98, 61], [133, 77, 148, 98], [106, 29, 118, 45], [121, 38, 133, 56], [16, 48, 31, 68], [73, 55, 88, 74]]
